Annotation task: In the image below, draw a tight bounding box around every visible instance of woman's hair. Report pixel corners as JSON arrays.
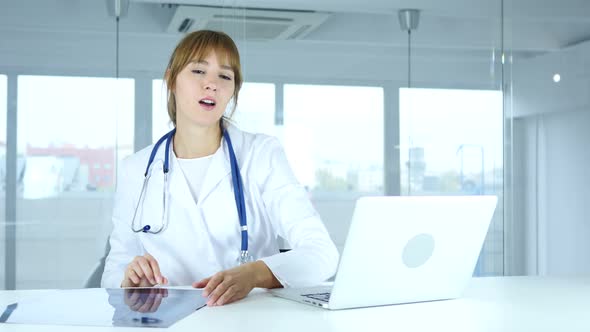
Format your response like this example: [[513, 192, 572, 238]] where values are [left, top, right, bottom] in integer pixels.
[[165, 30, 243, 125]]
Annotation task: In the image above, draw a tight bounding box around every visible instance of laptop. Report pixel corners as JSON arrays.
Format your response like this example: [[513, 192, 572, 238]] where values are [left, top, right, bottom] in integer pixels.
[[270, 195, 498, 310]]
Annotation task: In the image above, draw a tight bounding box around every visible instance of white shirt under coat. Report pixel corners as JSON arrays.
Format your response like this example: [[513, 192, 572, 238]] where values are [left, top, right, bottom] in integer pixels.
[[101, 123, 339, 288], [177, 154, 214, 203]]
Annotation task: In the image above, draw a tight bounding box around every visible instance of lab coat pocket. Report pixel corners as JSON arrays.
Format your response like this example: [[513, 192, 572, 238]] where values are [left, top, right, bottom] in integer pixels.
[[200, 187, 241, 243]]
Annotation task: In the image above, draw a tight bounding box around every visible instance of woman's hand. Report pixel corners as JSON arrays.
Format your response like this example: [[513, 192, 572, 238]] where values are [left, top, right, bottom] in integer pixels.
[[124, 288, 169, 313], [192, 261, 281, 306], [121, 253, 168, 288]]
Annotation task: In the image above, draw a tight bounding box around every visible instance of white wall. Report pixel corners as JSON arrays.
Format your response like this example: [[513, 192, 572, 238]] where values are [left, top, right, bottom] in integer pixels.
[[513, 109, 590, 276], [507, 31, 590, 276], [511, 40, 590, 118], [541, 109, 590, 275]]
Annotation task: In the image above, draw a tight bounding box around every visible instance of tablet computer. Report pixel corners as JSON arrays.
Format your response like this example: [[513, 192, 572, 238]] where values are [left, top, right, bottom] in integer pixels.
[[0, 287, 206, 328]]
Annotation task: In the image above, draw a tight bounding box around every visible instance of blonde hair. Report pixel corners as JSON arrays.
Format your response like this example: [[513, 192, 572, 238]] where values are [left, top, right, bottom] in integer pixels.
[[165, 30, 243, 125]]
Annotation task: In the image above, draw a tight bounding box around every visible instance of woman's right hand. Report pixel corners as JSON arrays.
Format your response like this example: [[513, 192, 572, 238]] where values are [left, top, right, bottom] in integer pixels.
[[121, 253, 168, 288]]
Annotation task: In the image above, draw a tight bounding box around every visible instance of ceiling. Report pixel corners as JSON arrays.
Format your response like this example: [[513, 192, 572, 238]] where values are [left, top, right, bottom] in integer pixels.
[[0, 1, 588, 117], [3, 0, 590, 54], [1, 0, 589, 91], [133, 0, 590, 20]]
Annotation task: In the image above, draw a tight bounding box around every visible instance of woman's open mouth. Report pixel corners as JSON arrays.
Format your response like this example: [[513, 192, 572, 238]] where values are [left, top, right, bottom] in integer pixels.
[[199, 98, 216, 111]]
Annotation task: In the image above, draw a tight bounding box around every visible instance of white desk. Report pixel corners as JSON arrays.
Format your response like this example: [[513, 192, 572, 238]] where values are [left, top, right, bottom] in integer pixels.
[[0, 276, 588, 332]]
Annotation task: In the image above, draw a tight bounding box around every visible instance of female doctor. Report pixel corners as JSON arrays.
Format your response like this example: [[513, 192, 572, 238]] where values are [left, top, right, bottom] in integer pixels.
[[101, 30, 339, 306]]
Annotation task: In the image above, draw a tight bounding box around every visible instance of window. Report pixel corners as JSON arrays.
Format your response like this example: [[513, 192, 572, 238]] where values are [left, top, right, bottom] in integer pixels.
[[399, 87, 503, 276], [14, 75, 134, 289], [283, 84, 384, 193], [283, 84, 384, 252], [231, 83, 276, 136]]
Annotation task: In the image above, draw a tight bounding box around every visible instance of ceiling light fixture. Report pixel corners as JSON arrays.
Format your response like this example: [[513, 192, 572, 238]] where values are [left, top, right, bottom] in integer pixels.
[[398, 9, 420, 88]]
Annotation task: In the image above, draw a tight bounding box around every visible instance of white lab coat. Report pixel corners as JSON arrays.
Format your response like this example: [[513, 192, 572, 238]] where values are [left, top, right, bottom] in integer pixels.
[[101, 123, 339, 288]]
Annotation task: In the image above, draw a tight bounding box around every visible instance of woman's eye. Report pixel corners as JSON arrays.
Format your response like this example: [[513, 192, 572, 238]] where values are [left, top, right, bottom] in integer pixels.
[[191, 69, 204, 74], [220, 74, 232, 81]]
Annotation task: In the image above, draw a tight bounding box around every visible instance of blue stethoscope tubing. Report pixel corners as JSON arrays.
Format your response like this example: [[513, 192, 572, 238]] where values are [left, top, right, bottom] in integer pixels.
[[130, 123, 252, 264]]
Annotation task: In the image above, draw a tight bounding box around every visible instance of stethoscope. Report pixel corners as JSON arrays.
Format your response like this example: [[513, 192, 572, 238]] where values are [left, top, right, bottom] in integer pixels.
[[130, 122, 253, 265]]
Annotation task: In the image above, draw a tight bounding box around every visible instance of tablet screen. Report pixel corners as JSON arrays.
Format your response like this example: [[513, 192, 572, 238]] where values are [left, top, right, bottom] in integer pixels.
[[0, 287, 207, 328]]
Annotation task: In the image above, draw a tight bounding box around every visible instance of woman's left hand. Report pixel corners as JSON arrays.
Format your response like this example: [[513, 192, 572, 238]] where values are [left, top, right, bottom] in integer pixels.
[[192, 261, 280, 306]]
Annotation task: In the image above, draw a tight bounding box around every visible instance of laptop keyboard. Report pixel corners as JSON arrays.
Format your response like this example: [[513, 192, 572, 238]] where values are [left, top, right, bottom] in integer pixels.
[[302, 292, 331, 303]]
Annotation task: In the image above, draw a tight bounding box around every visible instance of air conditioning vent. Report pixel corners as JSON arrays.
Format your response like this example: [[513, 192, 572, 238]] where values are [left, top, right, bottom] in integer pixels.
[[178, 18, 194, 33], [287, 24, 312, 40], [167, 5, 330, 40]]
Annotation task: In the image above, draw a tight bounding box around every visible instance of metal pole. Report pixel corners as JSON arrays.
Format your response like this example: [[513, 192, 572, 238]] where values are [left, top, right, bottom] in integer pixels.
[[5, 74, 17, 290]]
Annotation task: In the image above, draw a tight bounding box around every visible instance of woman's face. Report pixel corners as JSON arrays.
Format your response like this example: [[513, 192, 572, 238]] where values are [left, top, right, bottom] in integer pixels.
[[173, 51, 236, 129]]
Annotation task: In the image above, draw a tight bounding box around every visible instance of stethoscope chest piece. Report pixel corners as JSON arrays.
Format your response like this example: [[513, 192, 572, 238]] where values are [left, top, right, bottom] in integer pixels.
[[237, 250, 254, 265]]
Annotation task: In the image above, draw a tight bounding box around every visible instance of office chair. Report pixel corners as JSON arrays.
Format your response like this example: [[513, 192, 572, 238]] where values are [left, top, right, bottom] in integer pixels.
[[84, 239, 110, 288]]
